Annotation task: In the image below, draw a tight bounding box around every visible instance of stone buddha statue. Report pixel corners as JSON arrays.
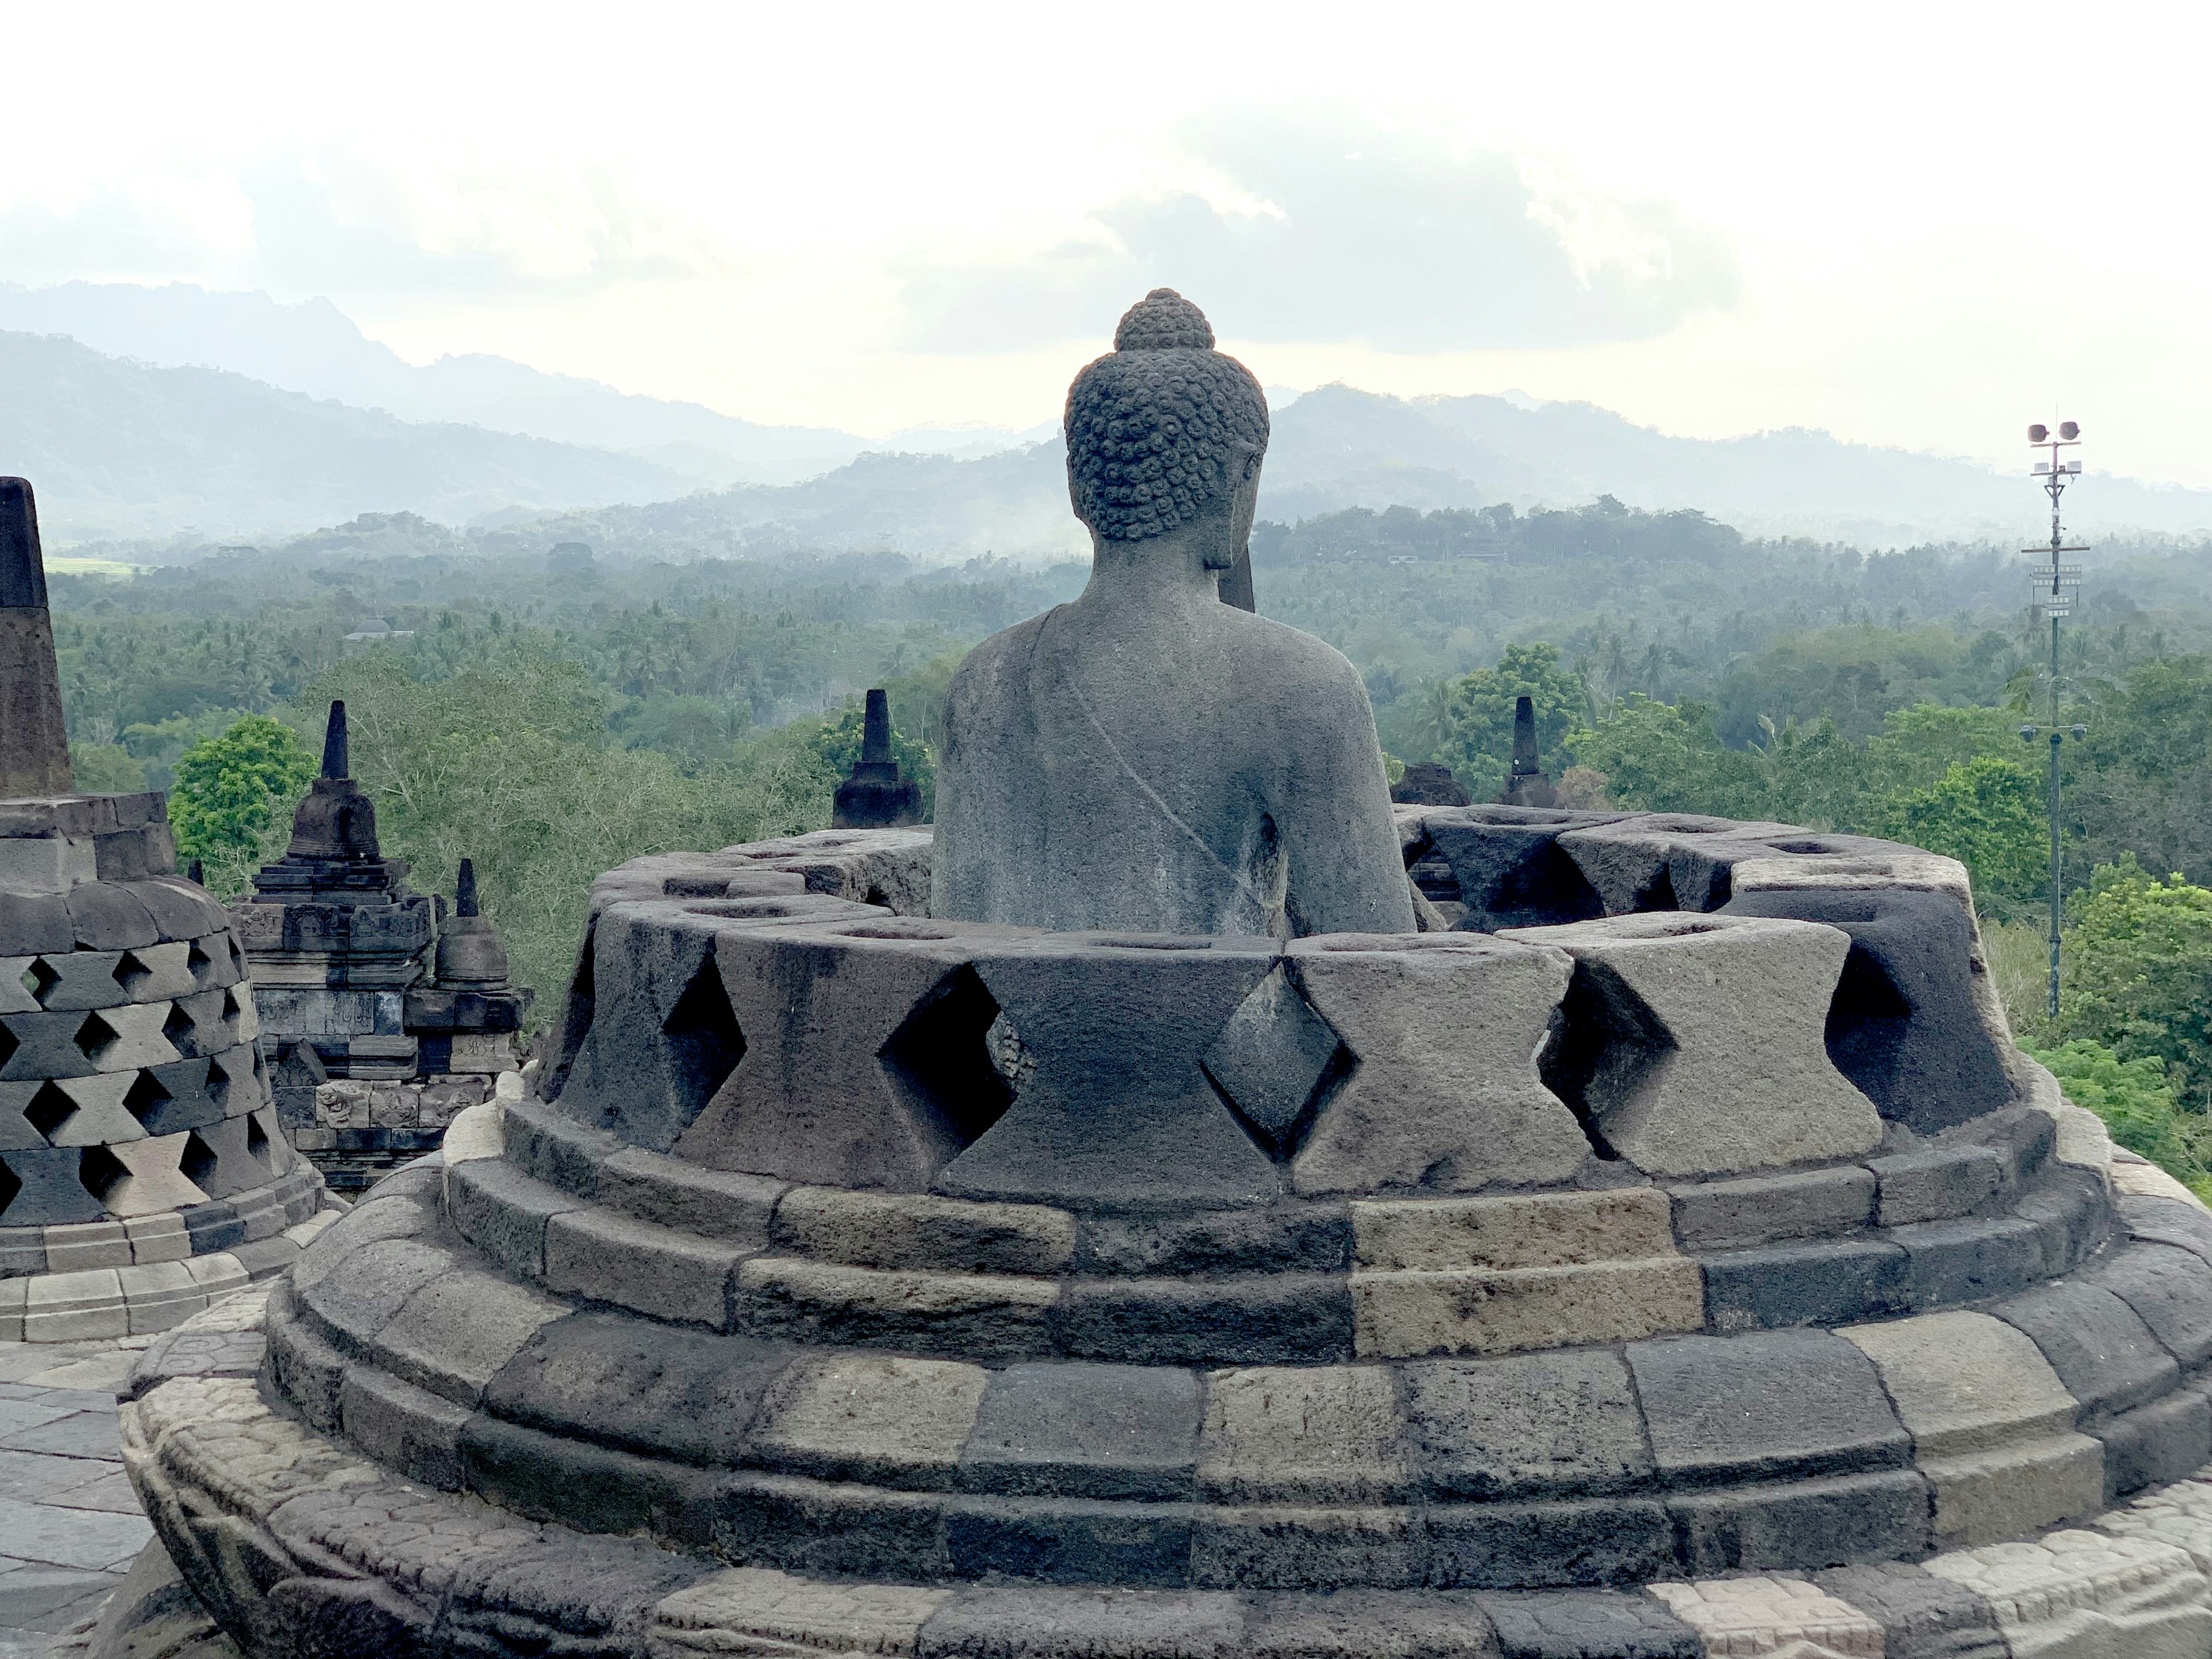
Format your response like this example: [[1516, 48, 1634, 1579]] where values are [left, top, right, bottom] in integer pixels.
[[930, 290, 1414, 938]]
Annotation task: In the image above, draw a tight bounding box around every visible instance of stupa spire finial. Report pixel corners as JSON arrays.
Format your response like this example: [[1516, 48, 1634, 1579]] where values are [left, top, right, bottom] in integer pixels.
[[321, 701, 350, 780], [0, 477, 75, 800]]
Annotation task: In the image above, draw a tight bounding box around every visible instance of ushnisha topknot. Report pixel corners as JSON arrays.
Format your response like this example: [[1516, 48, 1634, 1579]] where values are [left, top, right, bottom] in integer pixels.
[[1112, 287, 1215, 351], [1066, 289, 1268, 543]]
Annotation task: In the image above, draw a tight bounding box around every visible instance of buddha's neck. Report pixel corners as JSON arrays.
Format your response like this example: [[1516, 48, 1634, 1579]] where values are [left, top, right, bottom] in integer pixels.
[[1079, 527, 1232, 613]]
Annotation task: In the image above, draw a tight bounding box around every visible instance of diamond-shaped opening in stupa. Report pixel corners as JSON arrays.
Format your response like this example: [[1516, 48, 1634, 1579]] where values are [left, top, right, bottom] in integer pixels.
[[879, 964, 1015, 1153], [1202, 964, 1353, 1161], [660, 951, 747, 1127], [24, 1082, 75, 1143], [1537, 960, 1678, 1161]]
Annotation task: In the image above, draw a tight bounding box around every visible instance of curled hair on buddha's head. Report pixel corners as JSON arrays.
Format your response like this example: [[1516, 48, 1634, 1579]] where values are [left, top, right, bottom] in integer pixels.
[[1065, 290, 1269, 543]]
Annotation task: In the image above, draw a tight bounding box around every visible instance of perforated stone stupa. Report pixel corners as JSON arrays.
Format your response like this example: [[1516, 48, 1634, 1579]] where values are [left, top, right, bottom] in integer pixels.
[[95, 306, 2212, 1659], [0, 477, 336, 1346]]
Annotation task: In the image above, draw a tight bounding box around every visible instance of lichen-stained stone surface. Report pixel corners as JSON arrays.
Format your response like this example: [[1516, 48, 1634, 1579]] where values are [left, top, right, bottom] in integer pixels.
[[99, 808, 2212, 1659], [1283, 933, 1588, 1195], [1497, 913, 1882, 1177]]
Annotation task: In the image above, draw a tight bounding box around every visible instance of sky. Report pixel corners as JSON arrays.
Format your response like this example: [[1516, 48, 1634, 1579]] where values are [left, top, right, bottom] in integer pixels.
[[3, 1, 2207, 480]]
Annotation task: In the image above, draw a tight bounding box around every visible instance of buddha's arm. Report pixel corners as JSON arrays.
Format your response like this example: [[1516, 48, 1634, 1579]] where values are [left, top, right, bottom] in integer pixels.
[[1274, 680, 1418, 937]]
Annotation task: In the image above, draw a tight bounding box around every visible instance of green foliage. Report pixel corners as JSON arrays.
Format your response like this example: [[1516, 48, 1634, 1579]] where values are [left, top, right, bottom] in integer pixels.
[[169, 717, 318, 895], [2048, 856, 2212, 1106], [1878, 756, 2047, 916], [301, 652, 836, 1025], [2022, 1037, 2212, 1202], [1443, 643, 1591, 797], [1563, 695, 1763, 817], [69, 744, 147, 793]]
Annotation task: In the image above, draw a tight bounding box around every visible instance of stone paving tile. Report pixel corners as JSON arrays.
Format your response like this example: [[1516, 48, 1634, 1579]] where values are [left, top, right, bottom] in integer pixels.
[[0, 1494, 151, 1571], [0, 1402, 72, 1442], [0, 1413, 126, 1462], [41, 1468, 142, 1515], [0, 1451, 81, 1504], [18, 1353, 138, 1394]]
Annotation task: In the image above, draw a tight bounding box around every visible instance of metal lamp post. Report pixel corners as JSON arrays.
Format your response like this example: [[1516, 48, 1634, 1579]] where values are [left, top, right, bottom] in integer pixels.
[[2018, 421, 2088, 1020]]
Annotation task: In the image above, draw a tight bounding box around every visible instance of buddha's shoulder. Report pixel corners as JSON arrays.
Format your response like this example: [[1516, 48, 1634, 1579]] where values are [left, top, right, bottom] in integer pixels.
[[1219, 611, 1370, 696], [947, 611, 1059, 703]]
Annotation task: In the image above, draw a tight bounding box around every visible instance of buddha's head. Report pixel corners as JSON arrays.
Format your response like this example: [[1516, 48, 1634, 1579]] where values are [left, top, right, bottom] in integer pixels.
[[1065, 290, 1270, 571]]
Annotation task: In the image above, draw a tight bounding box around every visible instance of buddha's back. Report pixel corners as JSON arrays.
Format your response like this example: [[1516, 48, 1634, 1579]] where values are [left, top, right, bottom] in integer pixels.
[[929, 291, 1414, 939]]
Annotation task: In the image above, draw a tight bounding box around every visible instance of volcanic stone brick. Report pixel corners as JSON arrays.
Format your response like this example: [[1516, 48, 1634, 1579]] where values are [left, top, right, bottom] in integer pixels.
[[1427, 1495, 1675, 1589], [555, 906, 740, 1152], [2092, 1391, 2212, 1502], [1893, 1215, 2048, 1309], [652, 1569, 953, 1659], [1245, 1588, 1502, 1659], [1873, 1145, 2007, 1226], [960, 1363, 1202, 1501], [1281, 933, 1588, 1194], [25, 948, 132, 1012], [772, 1185, 1075, 1275], [1649, 1574, 1888, 1653], [597, 1147, 786, 1245], [0, 1010, 101, 1080], [737, 1257, 1058, 1359], [0, 1145, 108, 1223], [1554, 814, 1804, 913], [2119, 1194, 2212, 1272], [945, 1494, 1195, 1585], [503, 1095, 615, 1194], [1412, 812, 1619, 933], [1670, 1471, 1933, 1574], [1349, 1190, 1702, 1359], [1843, 1310, 2103, 1544], [1628, 1328, 1912, 1487], [298, 1236, 460, 1351], [1054, 1273, 1354, 1365], [1192, 1503, 1423, 1591], [721, 1471, 952, 1577], [0, 891, 74, 956], [128, 877, 228, 943], [543, 1205, 747, 1328], [677, 918, 1029, 1189], [445, 1156, 586, 1279], [1700, 1237, 1910, 1331], [460, 1412, 722, 1547], [914, 1586, 1248, 1659], [748, 1353, 987, 1489], [66, 881, 158, 949], [1813, 1563, 2012, 1659], [1199, 1365, 1413, 1506], [1721, 888, 2014, 1134], [1404, 1350, 1653, 1501], [484, 1312, 792, 1468], [1994, 1281, 2180, 1419], [372, 1265, 570, 1407], [1497, 914, 1881, 1177], [940, 935, 1284, 1206], [1080, 1203, 1351, 1278], [1476, 1590, 1698, 1659], [340, 1363, 471, 1490], [2086, 1243, 2212, 1369], [2013, 1165, 2112, 1270], [1666, 1165, 1877, 1251]]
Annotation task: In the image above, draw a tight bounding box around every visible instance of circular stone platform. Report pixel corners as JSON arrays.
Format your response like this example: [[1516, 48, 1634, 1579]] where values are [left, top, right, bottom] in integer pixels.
[[1, 793, 339, 1343], [108, 815, 2212, 1658]]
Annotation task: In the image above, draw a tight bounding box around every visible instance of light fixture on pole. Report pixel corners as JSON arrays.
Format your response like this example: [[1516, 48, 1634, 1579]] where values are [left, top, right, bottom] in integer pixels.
[[2018, 421, 2087, 1020]]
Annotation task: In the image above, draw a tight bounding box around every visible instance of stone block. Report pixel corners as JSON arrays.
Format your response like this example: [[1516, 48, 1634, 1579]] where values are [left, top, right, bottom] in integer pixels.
[[1245, 1587, 1502, 1658], [0, 1145, 109, 1224], [945, 1494, 1195, 1585], [1353, 1189, 1677, 1271], [596, 1148, 787, 1245], [444, 1156, 585, 1279], [747, 1352, 987, 1488], [340, 1363, 471, 1491], [1080, 1204, 1351, 1278], [1926, 1530, 2212, 1659], [1497, 913, 1881, 1176], [0, 889, 76, 956], [1670, 1471, 1932, 1575], [1628, 1329, 1912, 1487], [1404, 1350, 1653, 1500], [1191, 1503, 1423, 1590], [460, 1411, 721, 1547], [737, 1257, 1057, 1359], [0, 1010, 100, 1081], [716, 1471, 950, 1579], [23, 1264, 127, 1340], [268, 1300, 353, 1433], [914, 1585, 1247, 1659], [1813, 1563, 2010, 1659], [650, 1567, 952, 1659], [1722, 887, 2015, 1135], [2091, 1391, 2212, 1503], [1647, 1574, 1885, 1656], [1892, 1215, 2047, 1310], [1994, 1281, 2180, 1419], [2119, 1194, 2212, 1271], [1843, 1310, 2100, 1544], [123, 1211, 190, 1264], [118, 1258, 209, 1335], [297, 1236, 458, 1353], [1198, 1365, 1412, 1505], [1427, 1497, 1675, 1589], [940, 935, 1283, 1206], [772, 1185, 1076, 1275], [67, 882, 159, 949], [1701, 1238, 1909, 1331], [1280, 934, 1587, 1194], [959, 1362, 1202, 1501], [483, 1310, 790, 1468], [543, 1205, 747, 1329], [1476, 1590, 1697, 1658], [1667, 1165, 1876, 1251], [43, 1218, 132, 1272], [24, 948, 131, 1012], [502, 1096, 612, 1193], [372, 1265, 570, 1407], [673, 919, 1028, 1188], [1055, 1274, 1354, 1366], [1552, 813, 1800, 914], [2086, 1243, 2212, 1369], [1872, 1146, 2006, 1227]]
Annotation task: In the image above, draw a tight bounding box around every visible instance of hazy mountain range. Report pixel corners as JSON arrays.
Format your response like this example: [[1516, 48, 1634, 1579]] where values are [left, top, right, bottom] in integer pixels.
[[5, 280, 2210, 552]]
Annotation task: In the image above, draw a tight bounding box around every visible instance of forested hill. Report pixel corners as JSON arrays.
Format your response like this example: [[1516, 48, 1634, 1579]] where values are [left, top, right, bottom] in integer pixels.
[[0, 331, 692, 540]]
